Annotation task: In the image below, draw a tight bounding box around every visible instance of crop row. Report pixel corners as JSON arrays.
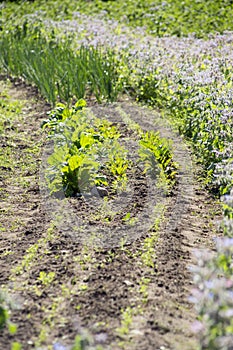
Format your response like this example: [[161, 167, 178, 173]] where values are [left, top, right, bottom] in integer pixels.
[[42, 99, 129, 197], [0, 27, 123, 104]]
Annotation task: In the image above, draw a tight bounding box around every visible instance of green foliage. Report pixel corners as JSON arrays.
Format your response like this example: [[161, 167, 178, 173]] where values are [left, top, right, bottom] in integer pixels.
[[116, 307, 133, 336], [0, 25, 122, 105], [0, 305, 8, 330], [2, 0, 233, 38], [43, 101, 129, 196], [0, 290, 20, 349], [191, 238, 233, 350], [11, 343, 22, 350], [139, 131, 178, 184], [133, 71, 232, 194], [0, 89, 24, 135], [0, 3, 232, 350], [106, 146, 128, 190], [1, 1, 231, 195], [38, 271, 56, 286]]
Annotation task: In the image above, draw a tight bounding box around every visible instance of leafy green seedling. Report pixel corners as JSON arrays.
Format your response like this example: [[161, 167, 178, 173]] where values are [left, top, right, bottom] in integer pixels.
[[38, 271, 56, 286]]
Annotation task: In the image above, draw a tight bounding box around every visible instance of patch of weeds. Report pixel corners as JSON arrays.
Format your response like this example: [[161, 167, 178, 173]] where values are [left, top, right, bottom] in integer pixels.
[[116, 307, 134, 337], [0, 146, 15, 171], [116, 305, 144, 349], [104, 252, 114, 264], [122, 212, 137, 226], [140, 205, 164, 269], [11, 343, 22, 350], [71, 332, 104, 350], [34, 328, 48, 349], [10, 224, 56, 277], [139, 277, 151, 304], [89, 197, 117, 224], [0, 82, 44, 250], [38, 271, 56, 287], [35, 295, 69, 347], [34, 276, 93, 348], [0, 249, 13, 257], [0, 89, 24, 134], [78, 283, 88, 292], [73, 244, 97, 269], [32, 242, 99, 347], [112, 205, 165, 346], [11, 242, 39, 277]]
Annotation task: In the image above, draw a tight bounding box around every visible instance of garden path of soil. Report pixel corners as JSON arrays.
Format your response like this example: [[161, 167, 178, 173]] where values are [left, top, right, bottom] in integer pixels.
[[0, 80, 222, 350]]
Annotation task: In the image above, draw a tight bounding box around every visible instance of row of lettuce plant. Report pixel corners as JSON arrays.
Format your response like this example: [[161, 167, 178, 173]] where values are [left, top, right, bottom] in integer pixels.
[[42, 99, 129, 197]]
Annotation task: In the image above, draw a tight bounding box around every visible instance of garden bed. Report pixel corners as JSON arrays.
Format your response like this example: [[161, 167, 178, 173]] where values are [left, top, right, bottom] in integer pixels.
[[1, 1, 233, 349], [0, 80, 221, 350]]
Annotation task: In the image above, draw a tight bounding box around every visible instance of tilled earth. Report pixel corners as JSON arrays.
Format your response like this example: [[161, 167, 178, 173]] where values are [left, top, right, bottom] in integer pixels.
[[0, 80, 221, 350]]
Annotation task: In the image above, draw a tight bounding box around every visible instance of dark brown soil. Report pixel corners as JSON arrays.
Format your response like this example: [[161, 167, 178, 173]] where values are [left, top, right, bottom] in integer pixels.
[[0, 80, 222, 350]]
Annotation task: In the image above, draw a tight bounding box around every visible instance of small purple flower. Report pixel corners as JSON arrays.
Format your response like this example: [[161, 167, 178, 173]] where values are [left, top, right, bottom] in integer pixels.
[[53, 343, 67, 350], [191, 320, 205, 334], [95, 332, 108, 343]]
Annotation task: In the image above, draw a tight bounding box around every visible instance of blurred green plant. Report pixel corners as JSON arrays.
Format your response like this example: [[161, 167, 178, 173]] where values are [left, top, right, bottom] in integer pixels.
[[0, 290, 21, 349], [2, 0, 233, 37]]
